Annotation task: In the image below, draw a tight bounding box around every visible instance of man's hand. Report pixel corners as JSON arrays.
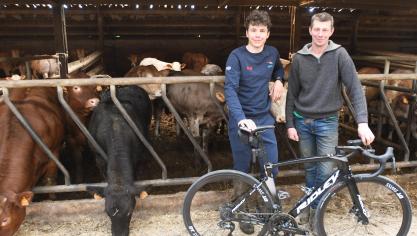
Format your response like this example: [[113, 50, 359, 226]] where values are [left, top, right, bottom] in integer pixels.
[[358, 123, 375, 145], [238, 119, 257, 131], [269, 80, 284, 102], [287, 128, 299, 141]]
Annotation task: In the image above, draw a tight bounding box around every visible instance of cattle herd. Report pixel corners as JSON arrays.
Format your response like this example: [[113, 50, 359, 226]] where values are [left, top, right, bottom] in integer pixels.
[[0, 49, 416, 235]]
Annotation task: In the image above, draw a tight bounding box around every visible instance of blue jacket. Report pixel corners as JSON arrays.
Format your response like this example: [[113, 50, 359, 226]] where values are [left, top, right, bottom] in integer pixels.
[[225, 45, 284, 122]]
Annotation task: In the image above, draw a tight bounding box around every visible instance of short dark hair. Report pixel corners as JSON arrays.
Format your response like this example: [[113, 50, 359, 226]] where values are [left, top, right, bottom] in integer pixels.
[[310, 12, 334, 28], [244, 10, 272, 31]]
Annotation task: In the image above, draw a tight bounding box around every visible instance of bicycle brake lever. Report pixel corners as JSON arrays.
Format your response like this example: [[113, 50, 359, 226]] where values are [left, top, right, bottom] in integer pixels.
[[392, 156, 397, 174]]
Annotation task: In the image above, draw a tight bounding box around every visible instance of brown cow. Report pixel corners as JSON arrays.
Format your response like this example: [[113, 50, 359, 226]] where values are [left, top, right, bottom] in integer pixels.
[[357, 67, 382, 103], [0, 82, 99, 235], [63, 71, 100, 183], [182, 52, 209, 72], [0, 87, 66, 235], [385, 69, 414, 103]]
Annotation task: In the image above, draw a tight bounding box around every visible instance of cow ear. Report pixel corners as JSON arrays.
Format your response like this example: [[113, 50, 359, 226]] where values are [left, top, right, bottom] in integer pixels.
[[402, 96, 409, 104], [15, 191, 33, 208], [181, 63, 186, 69], [96, 85, 102, 92], [133, 185, 151, 199], [215, 92, 225, 103], [87, 186, 106, 199]]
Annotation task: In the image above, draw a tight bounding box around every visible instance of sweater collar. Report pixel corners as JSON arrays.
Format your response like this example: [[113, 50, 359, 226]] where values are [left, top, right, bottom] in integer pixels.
[[297, 40, 341, 55]]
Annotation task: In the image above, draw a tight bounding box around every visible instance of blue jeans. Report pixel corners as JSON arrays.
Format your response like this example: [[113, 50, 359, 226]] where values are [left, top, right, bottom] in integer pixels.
[[228, 113, 278, 177], [295, 116, 338, 209]]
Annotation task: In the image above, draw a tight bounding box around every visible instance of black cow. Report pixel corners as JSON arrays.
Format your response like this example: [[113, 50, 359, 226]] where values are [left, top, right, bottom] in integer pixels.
[[87, 86, 152, 236]]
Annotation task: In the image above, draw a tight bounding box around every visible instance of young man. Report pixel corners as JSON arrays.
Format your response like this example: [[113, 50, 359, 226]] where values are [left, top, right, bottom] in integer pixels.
[[285, 12, 375, 229], [225, 9, 284, 177], [224, 10, 285, 234]]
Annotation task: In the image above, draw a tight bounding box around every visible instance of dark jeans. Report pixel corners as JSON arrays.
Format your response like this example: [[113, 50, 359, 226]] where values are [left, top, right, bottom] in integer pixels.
[[295, 116, 338, 209], [228, 113, 278, 177]]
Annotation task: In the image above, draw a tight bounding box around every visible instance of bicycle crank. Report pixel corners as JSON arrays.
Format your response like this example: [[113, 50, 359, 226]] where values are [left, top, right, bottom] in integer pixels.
[[266, 213, 308, 235]]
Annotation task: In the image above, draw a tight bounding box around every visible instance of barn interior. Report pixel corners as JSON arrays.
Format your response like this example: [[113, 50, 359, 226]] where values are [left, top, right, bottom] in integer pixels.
[[0, 0, 416, 76]]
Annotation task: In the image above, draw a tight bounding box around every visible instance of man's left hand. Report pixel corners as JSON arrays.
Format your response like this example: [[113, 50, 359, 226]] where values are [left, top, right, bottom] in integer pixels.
[[269, 80, 284, 102], [358, 123, 375, 146]]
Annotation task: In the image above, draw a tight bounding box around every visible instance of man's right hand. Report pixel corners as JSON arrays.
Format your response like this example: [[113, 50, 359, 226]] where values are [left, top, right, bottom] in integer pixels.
[[287, 128, 299, 141], [238, 119, 257, 131]]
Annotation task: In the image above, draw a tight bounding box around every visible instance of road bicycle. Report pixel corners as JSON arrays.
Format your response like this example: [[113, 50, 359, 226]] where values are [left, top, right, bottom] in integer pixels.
[[182, 125, 412, 235]]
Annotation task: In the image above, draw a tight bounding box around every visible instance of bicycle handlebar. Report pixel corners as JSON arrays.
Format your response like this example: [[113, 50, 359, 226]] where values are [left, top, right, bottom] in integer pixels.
[[238, 125, 275, 135], [337, 139, 395, 177]]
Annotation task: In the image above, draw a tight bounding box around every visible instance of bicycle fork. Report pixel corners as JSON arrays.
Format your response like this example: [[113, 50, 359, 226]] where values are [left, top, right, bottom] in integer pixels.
[[344, 173, 370, 224]]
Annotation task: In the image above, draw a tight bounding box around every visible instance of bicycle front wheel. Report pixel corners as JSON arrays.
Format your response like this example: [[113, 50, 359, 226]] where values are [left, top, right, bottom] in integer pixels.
[[182, 170, 275, 236], [316, 174, 412, 236]]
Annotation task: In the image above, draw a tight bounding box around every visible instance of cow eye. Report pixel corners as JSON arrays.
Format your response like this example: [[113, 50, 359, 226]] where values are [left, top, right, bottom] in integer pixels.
[[73, 86, 80, 91]]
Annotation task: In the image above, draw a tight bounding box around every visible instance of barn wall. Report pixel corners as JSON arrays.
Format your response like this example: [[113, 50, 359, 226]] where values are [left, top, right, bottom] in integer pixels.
[[0, 5, 416, 76]]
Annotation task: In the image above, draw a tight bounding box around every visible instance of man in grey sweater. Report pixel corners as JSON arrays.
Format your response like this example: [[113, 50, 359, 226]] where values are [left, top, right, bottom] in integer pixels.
[[285, 12, 375, 229]]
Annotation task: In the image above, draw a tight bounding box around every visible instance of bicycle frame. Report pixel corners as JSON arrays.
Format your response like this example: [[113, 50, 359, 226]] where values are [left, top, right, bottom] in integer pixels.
[[264, 154, 370, 224]]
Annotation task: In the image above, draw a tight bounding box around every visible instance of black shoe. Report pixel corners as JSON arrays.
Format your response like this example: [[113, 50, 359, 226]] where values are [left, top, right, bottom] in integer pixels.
[[239, 221, 255, 234]]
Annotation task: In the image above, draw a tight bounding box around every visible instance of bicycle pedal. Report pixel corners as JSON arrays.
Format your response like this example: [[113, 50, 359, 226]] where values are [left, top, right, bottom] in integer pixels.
[[277, 190, 290, 200]]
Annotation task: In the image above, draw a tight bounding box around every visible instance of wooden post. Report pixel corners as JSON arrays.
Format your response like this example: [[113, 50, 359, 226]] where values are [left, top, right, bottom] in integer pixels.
[[289, 6, 302, 59], [53, 1, 68, 78], [235, 7, 242, 47], [97, 8, 104, 51], [350, 13, 360, 54]]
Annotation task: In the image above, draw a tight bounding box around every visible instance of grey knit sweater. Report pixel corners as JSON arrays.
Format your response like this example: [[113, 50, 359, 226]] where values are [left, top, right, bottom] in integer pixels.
[[285, 41, 368, 128]]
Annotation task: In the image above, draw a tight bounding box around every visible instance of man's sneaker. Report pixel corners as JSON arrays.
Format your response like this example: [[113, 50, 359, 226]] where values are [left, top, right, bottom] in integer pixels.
[[297, 206, 310, 225]]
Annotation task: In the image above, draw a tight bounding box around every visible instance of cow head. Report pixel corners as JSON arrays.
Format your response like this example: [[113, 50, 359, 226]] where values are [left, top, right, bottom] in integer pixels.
[[0, 191, 33, 236], [128, 54, 139, 67], [88, 185, 140, 236], [65, 73, 101, 120]]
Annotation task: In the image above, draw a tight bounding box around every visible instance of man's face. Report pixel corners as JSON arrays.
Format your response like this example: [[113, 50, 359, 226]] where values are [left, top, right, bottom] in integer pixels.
[[246, 24, 270, 50], [309, 20, 334, 48]]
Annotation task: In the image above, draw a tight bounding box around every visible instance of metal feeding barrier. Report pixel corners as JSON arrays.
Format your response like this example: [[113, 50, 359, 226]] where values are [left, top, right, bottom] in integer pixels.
[[0, 74, 227, 194], [0, 57, 416, 195], [346, 55, 417, 162]]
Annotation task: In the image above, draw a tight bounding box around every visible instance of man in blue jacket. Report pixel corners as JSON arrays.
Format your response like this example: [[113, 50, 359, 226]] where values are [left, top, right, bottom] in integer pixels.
[[224, 10, 285, 233]]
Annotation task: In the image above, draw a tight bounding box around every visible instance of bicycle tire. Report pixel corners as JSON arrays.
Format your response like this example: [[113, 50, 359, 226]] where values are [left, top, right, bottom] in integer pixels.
[[182, 169, 275, 236], [315, 174, 412, 236]]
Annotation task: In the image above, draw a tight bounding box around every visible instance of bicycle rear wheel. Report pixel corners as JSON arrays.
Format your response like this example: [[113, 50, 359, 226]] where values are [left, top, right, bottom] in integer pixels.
[[182, 170, 275, 236], [316, 174, 412, 236]]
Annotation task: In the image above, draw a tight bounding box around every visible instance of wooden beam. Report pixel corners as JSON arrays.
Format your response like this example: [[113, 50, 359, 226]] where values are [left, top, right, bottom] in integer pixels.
[[68, 51, 102, 73], [349, 13, 360, 54]]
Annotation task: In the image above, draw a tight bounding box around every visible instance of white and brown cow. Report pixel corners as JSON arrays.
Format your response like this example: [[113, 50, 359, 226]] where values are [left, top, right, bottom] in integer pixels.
[[30, 57, 59, 79], [139, 57, 183, 72]]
